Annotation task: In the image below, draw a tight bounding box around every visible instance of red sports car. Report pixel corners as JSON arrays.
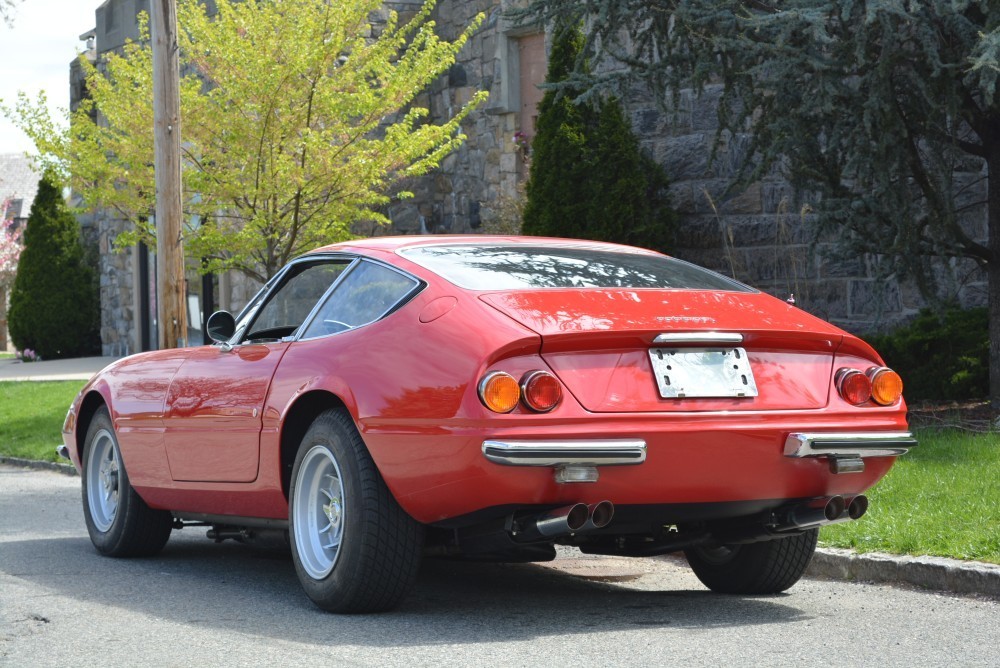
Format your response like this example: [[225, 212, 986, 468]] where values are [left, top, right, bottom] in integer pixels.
[[60, 236, 915, 612]]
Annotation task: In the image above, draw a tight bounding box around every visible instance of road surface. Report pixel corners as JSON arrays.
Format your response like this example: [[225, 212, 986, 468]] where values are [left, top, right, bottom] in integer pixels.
[[1, 465, 997, 666]]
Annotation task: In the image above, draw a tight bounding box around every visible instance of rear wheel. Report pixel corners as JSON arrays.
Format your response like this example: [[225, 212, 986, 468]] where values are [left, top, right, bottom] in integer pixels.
[[684, 529, 818, 594], [289, 409, 423, 613], [81, 407, 172, 557]]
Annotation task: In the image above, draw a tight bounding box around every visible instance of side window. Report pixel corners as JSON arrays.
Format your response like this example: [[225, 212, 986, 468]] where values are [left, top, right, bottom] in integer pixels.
[[244, 261, 351, 342], [301, 261, 418, 339]]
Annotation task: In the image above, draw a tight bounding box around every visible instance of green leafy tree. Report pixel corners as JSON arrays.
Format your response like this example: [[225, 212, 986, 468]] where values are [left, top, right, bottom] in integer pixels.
[[7, 172, 100, 359], [5, 0, 487, 282], [522, 22, 674, 250], [515, 0, 1000, 412]]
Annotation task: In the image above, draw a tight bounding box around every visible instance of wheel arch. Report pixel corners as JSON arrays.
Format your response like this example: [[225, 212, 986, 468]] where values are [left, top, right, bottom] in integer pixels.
[[75, 388, 111, 465], [279, 390, 352, 500]]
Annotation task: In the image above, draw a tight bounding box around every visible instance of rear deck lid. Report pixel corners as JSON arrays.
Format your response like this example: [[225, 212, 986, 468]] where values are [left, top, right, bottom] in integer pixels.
[[481, 289, 844, 412]]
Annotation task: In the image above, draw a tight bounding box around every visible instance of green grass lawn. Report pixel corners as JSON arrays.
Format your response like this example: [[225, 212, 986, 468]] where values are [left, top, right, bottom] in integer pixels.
[[821, 429, 1000, 564], [0, 351, 14, 359], [0, 380, 84, 462], [1, 380, 996, 562]]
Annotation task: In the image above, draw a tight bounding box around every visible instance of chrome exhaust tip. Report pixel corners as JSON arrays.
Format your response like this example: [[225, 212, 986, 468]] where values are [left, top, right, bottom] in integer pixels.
[[533, 503, 589, 537], [580, 500, 615, 531], [825, 495, 846, 521], [848, 494, 869, 520]]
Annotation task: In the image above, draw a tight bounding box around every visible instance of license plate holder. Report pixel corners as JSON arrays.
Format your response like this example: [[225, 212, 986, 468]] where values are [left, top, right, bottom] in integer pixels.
[[648, 347, 758, 399]]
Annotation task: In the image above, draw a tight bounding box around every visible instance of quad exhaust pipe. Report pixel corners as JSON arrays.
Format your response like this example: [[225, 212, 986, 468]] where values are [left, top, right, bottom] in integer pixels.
[[515, 500, 615, 541], [773, 494, 868, 533]]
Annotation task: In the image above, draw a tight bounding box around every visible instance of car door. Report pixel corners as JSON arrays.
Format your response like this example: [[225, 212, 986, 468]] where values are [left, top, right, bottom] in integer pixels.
[[163, 258, 353, 482]]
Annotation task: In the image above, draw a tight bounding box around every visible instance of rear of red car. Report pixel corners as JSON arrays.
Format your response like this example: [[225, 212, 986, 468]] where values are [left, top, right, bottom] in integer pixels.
[[392, 240, 913, 592]]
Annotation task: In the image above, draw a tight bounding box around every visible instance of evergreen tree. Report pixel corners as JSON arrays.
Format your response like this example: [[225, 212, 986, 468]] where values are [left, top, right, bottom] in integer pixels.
[[8, 173, 100, 359], [522, 24, 595, 238], [523, 23, 675, 250], [589, 99, 675, 249], [515, 0, 1000, 414]]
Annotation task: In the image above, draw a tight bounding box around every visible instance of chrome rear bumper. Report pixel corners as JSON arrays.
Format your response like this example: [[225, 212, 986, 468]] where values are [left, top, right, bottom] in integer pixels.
[[784, 431, 917, 458], [482, 439, 647, 467]]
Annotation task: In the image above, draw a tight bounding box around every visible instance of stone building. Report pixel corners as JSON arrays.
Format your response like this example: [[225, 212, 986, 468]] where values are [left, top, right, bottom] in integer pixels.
[[73, 0, 987, 355]]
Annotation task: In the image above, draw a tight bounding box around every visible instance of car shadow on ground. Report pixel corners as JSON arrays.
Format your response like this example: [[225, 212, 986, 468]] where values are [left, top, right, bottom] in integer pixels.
[[0, 532, 812, 646]]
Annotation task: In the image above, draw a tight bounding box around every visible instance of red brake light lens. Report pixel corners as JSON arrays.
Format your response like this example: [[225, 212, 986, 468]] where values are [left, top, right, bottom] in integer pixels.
[[836, 368, 871, 405], [868, 367, 903, 405], [478, 371, 520, 413], [520, 370, 563, 412]]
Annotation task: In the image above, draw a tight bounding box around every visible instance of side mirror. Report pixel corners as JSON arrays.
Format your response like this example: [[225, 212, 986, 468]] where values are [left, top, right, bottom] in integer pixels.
[[206, 310, 236, 344]]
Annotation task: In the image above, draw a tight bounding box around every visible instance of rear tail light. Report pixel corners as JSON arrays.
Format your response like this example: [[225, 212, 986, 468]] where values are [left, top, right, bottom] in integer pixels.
[[478, 371, 520, 413], [868, 367, 903, 405], [836, 368, 871, 405], [520, 370, 563, 412]]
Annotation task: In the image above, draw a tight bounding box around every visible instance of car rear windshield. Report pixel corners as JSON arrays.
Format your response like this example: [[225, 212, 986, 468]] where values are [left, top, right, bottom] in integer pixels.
[[399, 244, 753, 291]]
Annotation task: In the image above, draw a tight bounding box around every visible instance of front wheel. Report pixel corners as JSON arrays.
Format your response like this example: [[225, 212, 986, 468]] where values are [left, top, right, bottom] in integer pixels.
[[81, 407, 172, 557], [289, 409, 423, 613], [684, 529, 818, 594]]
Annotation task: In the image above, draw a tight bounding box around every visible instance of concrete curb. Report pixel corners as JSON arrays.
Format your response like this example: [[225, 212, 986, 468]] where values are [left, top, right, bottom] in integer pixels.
[[808, 547, 1000, 599], [1, 460, 997, 599], [0, 456, 77, 476]]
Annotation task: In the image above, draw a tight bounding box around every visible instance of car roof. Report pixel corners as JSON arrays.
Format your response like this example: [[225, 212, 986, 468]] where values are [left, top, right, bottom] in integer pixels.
[[307, 235, 664, 256]]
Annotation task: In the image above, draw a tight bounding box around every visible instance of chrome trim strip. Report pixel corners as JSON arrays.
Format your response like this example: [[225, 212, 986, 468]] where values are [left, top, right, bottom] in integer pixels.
[[653, 332, 744, 345], [784, 432, 917, 459], [482, 439, 647, 467]]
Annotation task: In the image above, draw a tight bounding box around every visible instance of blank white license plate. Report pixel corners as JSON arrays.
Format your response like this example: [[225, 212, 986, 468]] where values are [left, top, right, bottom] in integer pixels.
[[648, 347, 759, 399]]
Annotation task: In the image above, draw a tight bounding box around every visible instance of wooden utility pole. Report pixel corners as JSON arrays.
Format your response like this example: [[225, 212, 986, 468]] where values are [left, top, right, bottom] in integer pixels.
[[151, 0, 187, 349]]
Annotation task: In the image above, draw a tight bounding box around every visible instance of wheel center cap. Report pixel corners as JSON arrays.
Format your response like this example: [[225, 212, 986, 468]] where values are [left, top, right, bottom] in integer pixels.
[[323, 498, 342, 528]]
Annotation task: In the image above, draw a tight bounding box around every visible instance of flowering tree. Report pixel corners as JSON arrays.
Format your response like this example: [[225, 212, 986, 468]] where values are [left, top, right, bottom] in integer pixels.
[[0, 199, 22, 291]]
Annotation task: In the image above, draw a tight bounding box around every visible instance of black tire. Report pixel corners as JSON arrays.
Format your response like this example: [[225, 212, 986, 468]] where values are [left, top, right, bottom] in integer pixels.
[[684, 529, 818, 594], [81, 407, 172, 557], [288, 408, 423, 613]]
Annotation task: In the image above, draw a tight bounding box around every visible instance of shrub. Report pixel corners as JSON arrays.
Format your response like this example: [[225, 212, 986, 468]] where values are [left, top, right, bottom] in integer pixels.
[[867, 307, 988, 401], [7, 172, 100, 359]]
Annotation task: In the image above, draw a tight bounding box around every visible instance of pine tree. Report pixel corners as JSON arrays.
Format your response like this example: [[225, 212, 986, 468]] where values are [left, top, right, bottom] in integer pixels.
[[522, 23, 595, 238], [522, 22, 675, 250], [7, 173, 100, 359], [589, 98, 674, 249]]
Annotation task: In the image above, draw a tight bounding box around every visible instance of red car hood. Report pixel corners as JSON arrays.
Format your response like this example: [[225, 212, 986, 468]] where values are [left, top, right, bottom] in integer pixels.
[[480, 289, 850, 413]]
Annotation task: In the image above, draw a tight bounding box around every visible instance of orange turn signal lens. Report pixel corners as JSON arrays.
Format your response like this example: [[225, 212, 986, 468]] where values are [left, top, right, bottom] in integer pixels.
[[478, 371, 520, 413], [868, 367, 903, 405], [836, 368, 871, 405], [520, 370, 563, 412]]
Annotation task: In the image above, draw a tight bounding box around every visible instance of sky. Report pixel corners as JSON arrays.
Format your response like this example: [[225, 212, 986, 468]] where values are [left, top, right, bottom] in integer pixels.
[[0, 1, 98, 154]]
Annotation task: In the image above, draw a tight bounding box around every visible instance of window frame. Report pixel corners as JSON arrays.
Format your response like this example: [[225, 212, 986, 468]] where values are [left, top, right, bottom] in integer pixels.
[[295, 257, 424, 342], [228, 254, 357, 346]]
